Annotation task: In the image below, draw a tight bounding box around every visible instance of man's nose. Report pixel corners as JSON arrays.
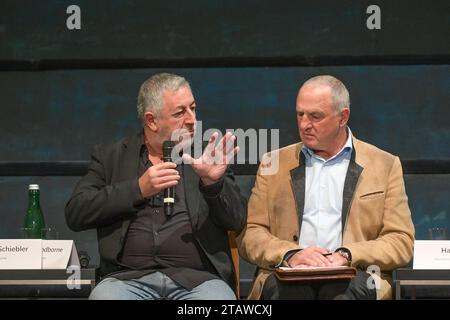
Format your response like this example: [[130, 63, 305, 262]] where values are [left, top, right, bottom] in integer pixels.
[[300, 116, 312, 130], [185, 109, 196, 125]]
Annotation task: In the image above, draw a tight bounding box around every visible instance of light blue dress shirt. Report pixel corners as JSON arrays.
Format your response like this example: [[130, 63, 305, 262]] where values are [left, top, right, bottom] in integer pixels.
[[298, 128, 353, 251]]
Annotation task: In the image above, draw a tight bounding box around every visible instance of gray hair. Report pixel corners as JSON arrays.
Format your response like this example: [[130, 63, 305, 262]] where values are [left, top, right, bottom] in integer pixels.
[[302, 75, 350, 112], [137, 73, 190, 122]]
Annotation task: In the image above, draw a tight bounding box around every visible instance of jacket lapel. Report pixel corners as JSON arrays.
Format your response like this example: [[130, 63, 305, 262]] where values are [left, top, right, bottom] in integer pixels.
[[120, 133, 142, 241], [341, 146, 363, 234], [290, 152, 306, 234]]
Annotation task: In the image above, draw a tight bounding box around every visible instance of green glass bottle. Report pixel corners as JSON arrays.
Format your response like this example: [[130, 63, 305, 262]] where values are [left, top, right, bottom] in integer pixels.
[[23, 184, 46, 239]]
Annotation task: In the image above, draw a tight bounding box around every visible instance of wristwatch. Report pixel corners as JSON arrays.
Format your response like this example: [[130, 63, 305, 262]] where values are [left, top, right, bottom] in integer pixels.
[[336, 249, 351, 265]]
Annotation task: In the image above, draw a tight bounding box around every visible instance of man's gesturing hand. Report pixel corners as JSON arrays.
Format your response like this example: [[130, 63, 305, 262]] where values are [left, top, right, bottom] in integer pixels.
[[182, 131, 239, 186]]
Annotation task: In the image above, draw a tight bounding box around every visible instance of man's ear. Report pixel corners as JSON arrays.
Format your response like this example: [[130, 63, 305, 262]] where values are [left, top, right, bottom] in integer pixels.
[[339, 108, 350, 127], [144, 112, 157, 131]]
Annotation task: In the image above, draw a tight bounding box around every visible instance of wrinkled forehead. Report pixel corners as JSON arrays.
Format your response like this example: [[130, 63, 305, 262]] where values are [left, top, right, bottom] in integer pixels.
[[296, 84, 333, 111], [161, 86, 195, 108], [298, 82, 332, 99]]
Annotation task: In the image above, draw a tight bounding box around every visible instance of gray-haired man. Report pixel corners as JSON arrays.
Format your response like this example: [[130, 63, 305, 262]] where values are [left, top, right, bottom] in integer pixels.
[[66, 73, 247, 300]]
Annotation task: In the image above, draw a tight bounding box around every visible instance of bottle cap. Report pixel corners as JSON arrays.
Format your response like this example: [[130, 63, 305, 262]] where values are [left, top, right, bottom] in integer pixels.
[[28, 184, 40, 190]]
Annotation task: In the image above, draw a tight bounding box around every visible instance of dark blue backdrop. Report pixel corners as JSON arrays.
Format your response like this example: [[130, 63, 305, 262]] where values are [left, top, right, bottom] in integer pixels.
[[1, 0, 449, 285]]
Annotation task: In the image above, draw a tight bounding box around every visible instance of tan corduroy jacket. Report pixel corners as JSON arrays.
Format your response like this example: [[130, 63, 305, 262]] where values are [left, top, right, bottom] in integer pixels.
[[237, 137, 415, 300]]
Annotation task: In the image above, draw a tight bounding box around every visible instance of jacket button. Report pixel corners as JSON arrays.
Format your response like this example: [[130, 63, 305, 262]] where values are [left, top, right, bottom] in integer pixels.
[[293, 235, 298, 242]]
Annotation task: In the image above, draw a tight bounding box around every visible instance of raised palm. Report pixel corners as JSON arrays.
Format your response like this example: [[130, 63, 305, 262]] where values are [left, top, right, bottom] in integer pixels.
[[182, 131, 239, 185]]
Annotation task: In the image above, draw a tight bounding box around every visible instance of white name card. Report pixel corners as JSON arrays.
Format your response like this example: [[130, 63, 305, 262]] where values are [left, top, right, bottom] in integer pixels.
[[0, 240, 80, 270], [0, 240, 42, 269], [42, 240, 80, 269], [413, 240, 450, 269]]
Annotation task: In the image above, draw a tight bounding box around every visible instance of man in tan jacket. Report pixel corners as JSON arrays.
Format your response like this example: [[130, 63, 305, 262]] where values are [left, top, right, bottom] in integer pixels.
[[237, 75, 414, 300]]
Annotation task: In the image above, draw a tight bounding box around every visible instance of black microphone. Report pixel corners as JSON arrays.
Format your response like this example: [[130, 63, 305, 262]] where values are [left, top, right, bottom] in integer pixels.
[[162, 140, 176, 217]]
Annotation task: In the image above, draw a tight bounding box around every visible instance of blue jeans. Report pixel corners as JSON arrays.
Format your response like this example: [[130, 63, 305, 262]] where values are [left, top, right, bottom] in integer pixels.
[[89, 272, 236, 300]]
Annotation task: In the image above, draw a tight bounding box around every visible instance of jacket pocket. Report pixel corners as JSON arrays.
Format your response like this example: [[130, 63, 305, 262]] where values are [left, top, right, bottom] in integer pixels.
[[360, 191, 385, 200]]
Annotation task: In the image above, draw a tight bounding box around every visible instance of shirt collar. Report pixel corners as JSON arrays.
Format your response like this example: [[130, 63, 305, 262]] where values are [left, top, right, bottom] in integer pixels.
[[301, 127, 353, 164]]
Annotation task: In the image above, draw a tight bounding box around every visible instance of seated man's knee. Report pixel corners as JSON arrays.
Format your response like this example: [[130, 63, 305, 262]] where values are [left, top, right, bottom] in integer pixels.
[[344, 271, 377, 300], [262, 274, 316, 300], [191, 279, 236, 300], [89, 278, 132, 300]]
